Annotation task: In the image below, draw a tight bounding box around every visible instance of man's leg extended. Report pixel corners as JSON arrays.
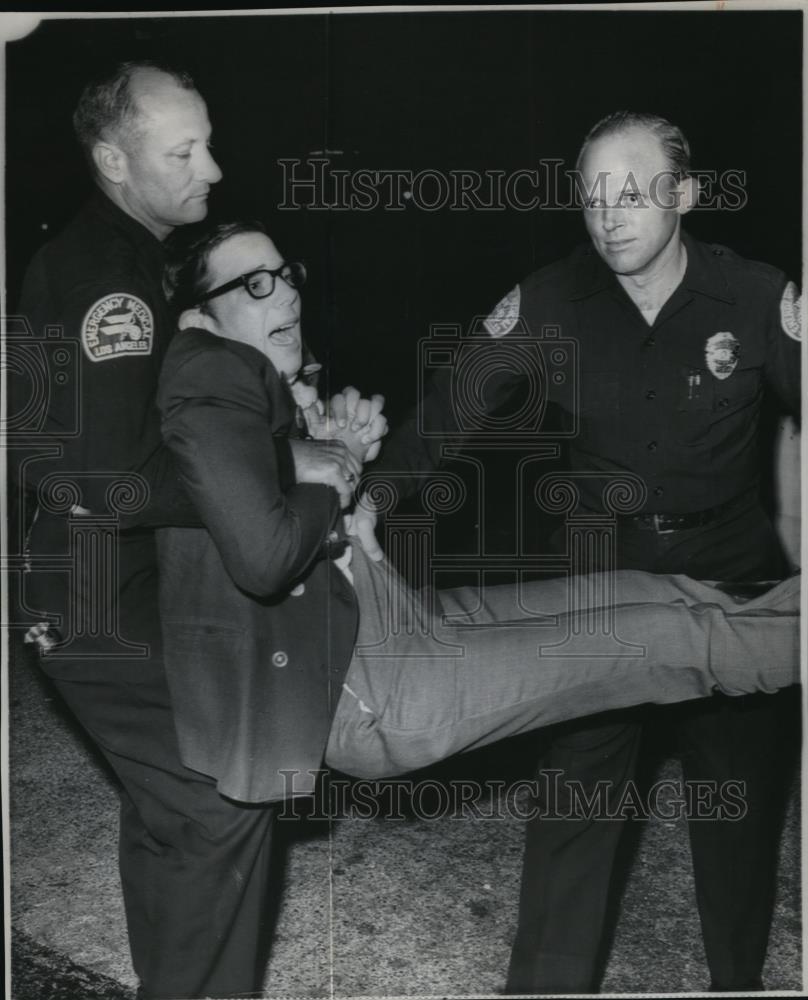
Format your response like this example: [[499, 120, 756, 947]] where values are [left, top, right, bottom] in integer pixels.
[[327, 555, 799, 778]]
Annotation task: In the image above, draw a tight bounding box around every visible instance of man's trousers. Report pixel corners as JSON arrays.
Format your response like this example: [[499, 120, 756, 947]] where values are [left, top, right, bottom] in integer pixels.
[[41, 653, 276, 1000], [327, 547, 799, 784], [503, 501, 799, 993]]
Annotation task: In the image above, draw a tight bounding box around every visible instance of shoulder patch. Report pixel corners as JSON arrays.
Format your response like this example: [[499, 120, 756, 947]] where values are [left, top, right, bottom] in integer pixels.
[[483, 285, 521, 339], [780, 281, 802, 342], [81, 293, 154, 362]]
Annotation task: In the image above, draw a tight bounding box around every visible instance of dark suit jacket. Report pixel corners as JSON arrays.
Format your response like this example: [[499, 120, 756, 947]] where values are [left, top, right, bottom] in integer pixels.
[[156, 329, 358, 802]]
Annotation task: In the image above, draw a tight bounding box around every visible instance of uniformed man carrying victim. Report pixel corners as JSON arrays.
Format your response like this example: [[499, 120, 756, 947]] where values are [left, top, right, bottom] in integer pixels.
[[352, 111, 801, 993], [13, 60, 361, 1000]]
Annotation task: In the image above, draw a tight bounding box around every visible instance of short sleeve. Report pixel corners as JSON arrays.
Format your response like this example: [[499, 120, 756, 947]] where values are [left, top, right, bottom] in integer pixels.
[[14, 263, 175, 515], [764, 278, 801, 417]]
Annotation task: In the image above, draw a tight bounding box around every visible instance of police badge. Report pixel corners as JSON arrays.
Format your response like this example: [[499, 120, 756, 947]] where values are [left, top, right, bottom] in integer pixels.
[[704, 331, 740, 380]]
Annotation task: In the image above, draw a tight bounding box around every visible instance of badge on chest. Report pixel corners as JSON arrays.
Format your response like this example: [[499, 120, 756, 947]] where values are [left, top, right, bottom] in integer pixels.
[[704, 331, 739, 381]]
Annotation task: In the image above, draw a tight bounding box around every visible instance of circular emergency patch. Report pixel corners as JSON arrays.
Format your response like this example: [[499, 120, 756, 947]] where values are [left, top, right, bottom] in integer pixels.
[[780, 281, 802, 342], [704, 331, 739, 381], [483, 285, 521, 339], [81, 293, 154, 362]]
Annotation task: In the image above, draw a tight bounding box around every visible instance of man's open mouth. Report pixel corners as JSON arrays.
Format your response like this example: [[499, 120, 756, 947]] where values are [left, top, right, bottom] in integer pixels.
[[269, 321, 299, 344]]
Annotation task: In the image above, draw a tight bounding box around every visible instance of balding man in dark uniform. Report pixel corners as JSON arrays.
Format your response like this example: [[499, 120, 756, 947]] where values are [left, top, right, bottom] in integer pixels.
[[13, 61, 271, 1000]]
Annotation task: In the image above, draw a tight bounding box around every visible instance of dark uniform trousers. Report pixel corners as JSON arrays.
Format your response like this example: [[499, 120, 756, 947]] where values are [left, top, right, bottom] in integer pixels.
[[42, 649, 276, 1000], [506, 495, 798, 993]]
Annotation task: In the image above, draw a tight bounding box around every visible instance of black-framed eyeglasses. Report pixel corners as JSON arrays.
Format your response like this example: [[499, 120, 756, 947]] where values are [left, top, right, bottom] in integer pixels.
[[198, 261, 307, 304]]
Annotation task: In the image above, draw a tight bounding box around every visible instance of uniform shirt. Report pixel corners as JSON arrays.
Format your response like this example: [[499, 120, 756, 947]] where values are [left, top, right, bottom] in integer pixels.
[[12, 192, 193, 665], [13, 191, 191, 522], [378, 231, 801, 515]]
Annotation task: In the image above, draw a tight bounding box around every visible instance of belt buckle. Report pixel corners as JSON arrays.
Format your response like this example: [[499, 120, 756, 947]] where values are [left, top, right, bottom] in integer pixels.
[[653, 513, 677, 535]]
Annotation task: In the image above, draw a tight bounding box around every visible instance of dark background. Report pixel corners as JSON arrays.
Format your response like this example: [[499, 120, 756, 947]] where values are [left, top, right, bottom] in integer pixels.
[[4, 17, 804, 996], [6, 9, 802, 411], [6, 9, 802, 557]]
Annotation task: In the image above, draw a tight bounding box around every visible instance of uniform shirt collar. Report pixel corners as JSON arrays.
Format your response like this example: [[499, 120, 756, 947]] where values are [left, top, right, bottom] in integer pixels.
[[679, 230, 735, 303], [568, 229, 735, 304], [89, 188, 166, 258]]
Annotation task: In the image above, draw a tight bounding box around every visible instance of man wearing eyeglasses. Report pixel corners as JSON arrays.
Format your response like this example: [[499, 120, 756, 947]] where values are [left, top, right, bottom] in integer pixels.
[[147, 218, 376, 818], [12, 61, 363, 1000]]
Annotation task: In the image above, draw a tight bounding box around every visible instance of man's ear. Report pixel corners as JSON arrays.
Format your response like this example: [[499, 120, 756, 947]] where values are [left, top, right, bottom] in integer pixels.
[[178, 306, 216, 332], [91, 141, 127, 185], [674, 175, 698, 216]]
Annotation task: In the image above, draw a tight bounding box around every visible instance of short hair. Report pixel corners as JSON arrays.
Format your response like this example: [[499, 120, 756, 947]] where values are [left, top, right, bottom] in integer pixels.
[[163, 220, 268, 317], [576, 111, 691, 179], [73, 60, 196, 160]]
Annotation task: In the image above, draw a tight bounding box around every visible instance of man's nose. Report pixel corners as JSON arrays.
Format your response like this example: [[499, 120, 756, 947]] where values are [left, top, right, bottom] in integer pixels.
[[601, 207, 624, 231], [273, 278, 298, 306], [199, 146, 223, 185]]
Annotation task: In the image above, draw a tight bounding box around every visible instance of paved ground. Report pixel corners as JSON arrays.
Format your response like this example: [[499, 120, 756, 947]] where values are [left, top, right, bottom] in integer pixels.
[[9, 641, 803, 998]]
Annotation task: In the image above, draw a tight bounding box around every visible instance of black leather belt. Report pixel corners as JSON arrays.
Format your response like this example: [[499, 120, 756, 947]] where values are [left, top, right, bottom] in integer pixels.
[[620, 494, 745, 533]]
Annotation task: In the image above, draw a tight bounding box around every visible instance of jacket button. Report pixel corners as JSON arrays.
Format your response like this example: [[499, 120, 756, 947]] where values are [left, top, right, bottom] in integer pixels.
[[654, 486, 664, 497], [644, 337, 656, 348], [647, 441, 658, 452], [712, 247, 724, 256], [645, 389, 656, 400], [290, 583, 305, 597], [272, 651, 289, 668], [718, 398, 730, 408]]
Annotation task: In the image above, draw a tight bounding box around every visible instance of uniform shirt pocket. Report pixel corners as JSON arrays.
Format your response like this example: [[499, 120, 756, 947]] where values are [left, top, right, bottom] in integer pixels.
[[675, 365, 759, 445], [711, 366, 760, 415]]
